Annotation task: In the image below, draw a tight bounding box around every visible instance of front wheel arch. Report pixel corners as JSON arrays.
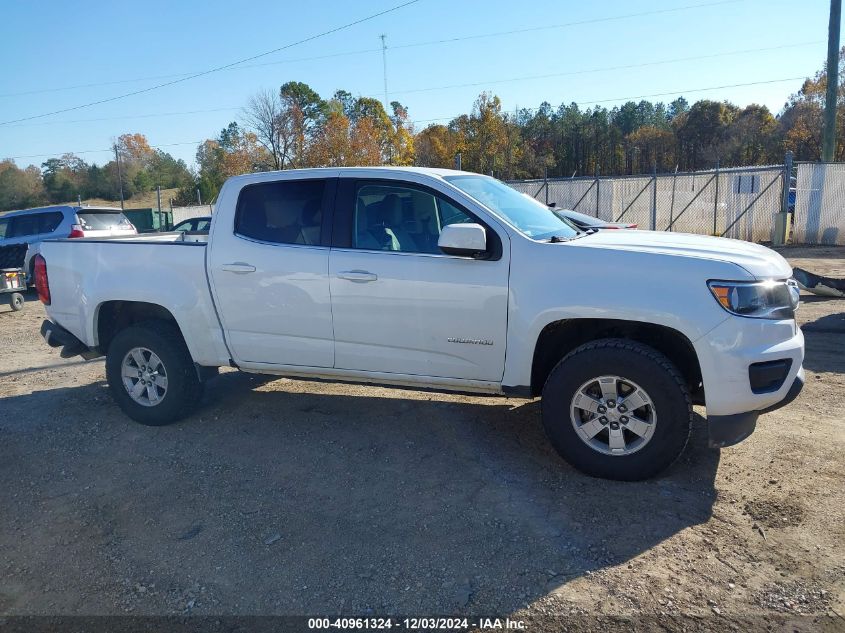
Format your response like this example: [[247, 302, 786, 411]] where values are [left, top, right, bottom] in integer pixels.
[[530, 318, 704, 404]]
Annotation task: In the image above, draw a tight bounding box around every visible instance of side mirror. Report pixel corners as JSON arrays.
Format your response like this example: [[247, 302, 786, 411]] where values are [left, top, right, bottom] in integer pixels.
[[438, 223, 487, 258]]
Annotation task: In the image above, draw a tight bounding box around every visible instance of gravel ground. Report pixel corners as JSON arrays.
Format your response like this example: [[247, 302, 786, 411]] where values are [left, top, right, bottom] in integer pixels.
[[0, 246, 843, 631]]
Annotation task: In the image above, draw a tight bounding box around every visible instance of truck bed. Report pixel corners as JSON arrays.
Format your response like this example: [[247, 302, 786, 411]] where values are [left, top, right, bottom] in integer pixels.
[[39, 236, 226, 366]]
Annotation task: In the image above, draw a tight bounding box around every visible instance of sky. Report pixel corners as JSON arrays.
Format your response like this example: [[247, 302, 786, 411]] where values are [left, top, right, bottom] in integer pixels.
[[0, 0, 839, 169]]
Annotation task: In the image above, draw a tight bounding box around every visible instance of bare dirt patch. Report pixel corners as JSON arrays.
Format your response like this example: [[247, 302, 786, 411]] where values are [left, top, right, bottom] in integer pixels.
[[743, 498, 806, 529]]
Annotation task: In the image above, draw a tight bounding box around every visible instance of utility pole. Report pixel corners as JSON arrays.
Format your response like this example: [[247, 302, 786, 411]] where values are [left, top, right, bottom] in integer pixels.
[[156, 185, 163, 231], [114, 144, 125, 210], [380, 34, 389, 112], [822, 0, 841, 162]]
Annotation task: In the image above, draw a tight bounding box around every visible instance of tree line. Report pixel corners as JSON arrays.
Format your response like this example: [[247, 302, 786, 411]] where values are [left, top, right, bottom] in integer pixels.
[[1, 50, 843, 212]]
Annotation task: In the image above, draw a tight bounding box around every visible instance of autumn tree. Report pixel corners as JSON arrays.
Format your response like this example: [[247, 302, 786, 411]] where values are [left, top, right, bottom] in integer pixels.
[[243, 88, 293, 169], [415, 124, 459, 168], [0, 160, 45, 210], [780, 47, 845, 161]]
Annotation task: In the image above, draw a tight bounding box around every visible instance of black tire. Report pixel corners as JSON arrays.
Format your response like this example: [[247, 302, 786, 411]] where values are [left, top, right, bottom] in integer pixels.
[[541, 338, 692, 481], [9, 292, 24, 311], [105, 321, 203, 426]]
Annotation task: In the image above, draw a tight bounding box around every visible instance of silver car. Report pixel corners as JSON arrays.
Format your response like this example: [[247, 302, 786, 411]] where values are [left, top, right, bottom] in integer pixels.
[[0, 205, 137, 282]]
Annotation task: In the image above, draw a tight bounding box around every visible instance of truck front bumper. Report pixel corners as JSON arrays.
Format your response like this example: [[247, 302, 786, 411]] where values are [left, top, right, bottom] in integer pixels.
[[695, 315, 805, 448], [707, 368, 805, 447]]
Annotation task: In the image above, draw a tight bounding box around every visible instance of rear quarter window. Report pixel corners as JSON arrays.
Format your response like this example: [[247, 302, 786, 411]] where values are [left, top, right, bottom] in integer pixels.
[[38, 211, 64, 234]]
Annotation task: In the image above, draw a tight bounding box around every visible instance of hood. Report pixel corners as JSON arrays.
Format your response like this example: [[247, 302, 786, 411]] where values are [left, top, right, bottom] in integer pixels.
[[573, 230, 792, 279]]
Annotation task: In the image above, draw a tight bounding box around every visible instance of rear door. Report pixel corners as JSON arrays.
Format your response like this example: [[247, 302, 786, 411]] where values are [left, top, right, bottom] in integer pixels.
[[328, 177, 510, 382], [207, 176, 336, 368]]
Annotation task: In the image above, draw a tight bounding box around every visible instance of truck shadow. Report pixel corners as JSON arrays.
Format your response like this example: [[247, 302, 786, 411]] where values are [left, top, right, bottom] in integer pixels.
[[799, 297, 845, 374], [0, 371, 719, 615]]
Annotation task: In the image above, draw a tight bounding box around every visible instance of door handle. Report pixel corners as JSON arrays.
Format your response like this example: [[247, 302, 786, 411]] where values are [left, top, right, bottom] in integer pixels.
[[221, 262, 256, 274], [337, 270, 378, 283]]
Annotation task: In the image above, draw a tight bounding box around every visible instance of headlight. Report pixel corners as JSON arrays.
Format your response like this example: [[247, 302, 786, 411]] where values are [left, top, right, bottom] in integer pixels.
[[708, 279, 799, 319]]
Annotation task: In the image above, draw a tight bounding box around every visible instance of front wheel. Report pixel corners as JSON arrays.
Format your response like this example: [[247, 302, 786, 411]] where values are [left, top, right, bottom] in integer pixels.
[[9, 292, 24, 311], [541, 339, 693, 481], [105, 322, 203, 426]]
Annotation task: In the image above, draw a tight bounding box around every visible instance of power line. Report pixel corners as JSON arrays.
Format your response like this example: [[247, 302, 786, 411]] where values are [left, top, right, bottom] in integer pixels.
[[4, 107, 243, 128], [9, 75, 808, 162], [1, 42, 817, 131], [384, 41, 820, 97], [0, 49, 385, 100], [389, 0, 748, 52], [0, 0, 747, 102], [0, 0, 422, 126], [8, 140, 205, 161], [410, 76, 808, 125]]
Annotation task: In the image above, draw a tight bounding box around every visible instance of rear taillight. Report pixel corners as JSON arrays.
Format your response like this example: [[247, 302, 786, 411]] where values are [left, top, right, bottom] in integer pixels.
[[34, 254, 50, 305], [68, 224, 85, 238]]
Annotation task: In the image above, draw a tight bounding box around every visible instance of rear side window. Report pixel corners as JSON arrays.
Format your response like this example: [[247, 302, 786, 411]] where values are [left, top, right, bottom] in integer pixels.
[[235, 179, 325, 246], [0, 217, 8, 239], [77, 211, 133, 231], [38, 212, 63, 234]]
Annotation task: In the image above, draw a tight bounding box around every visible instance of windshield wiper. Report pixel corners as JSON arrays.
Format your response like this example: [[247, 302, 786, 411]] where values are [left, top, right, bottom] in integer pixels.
[[547, 229, 596, 242]]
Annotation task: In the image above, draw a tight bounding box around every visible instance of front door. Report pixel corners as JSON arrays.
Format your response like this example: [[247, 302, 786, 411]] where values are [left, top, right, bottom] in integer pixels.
[[208, 177, 335, 368], [329, 179, 509, 382]]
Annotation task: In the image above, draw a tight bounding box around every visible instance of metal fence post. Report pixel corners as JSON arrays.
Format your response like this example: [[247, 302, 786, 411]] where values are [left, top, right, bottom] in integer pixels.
[[780, 151, 793, 214], [595, 167, 600, 217], [651, 162, 658, 230], [775, 150, 794, 244], [544, 167, 549, 206], [712, 160, 720, 235], [668, 165, 678, 232]]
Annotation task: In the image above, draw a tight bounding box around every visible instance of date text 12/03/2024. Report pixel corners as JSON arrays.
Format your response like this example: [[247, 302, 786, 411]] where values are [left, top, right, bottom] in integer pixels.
[[307, 617, 526, 630]]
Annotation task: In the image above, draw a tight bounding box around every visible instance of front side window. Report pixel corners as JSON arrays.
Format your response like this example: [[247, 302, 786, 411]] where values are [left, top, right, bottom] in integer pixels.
[[444, 175, 578, 240], [235, 179, 325, 246], [0, 217, 9, 239], [353, 183, 472, 254]]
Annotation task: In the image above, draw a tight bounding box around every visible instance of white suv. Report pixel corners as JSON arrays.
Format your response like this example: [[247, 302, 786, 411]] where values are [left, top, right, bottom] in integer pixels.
[[0, 205, 136, 281]]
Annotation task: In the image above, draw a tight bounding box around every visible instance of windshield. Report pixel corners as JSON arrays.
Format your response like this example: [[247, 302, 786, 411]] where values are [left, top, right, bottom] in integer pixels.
[[444, 175, 579, 240]]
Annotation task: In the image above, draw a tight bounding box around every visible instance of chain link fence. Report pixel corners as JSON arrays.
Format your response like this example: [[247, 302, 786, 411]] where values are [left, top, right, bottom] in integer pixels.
[[793, 162, 845, 245], [508, 166, 784, 242]]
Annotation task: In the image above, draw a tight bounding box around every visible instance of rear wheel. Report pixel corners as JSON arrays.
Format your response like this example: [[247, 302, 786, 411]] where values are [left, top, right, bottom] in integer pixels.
[[9, 292, 24, 311], [541, 338, 692, 481], [105, 322, 203, 425]]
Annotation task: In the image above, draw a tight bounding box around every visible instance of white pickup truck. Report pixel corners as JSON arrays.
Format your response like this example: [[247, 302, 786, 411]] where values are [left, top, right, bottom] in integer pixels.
[[36, 167, 804, 480]]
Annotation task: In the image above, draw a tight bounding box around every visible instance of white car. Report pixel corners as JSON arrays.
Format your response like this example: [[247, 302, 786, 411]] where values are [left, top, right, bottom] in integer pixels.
[[0, 205, 136, 282], [36, 167, 804, 480]]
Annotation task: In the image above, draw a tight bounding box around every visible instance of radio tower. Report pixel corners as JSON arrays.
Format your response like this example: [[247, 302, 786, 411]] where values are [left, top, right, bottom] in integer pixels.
[[380, 34, 389, 111]]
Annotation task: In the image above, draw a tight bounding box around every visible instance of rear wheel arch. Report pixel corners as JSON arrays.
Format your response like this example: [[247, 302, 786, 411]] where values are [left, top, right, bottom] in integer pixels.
[[530, 318, 704, 403], [95, 301, 183, 355]]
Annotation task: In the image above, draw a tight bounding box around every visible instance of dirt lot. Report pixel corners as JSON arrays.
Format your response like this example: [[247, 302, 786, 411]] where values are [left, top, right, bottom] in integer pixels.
[[0, 246, 843, 631]]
